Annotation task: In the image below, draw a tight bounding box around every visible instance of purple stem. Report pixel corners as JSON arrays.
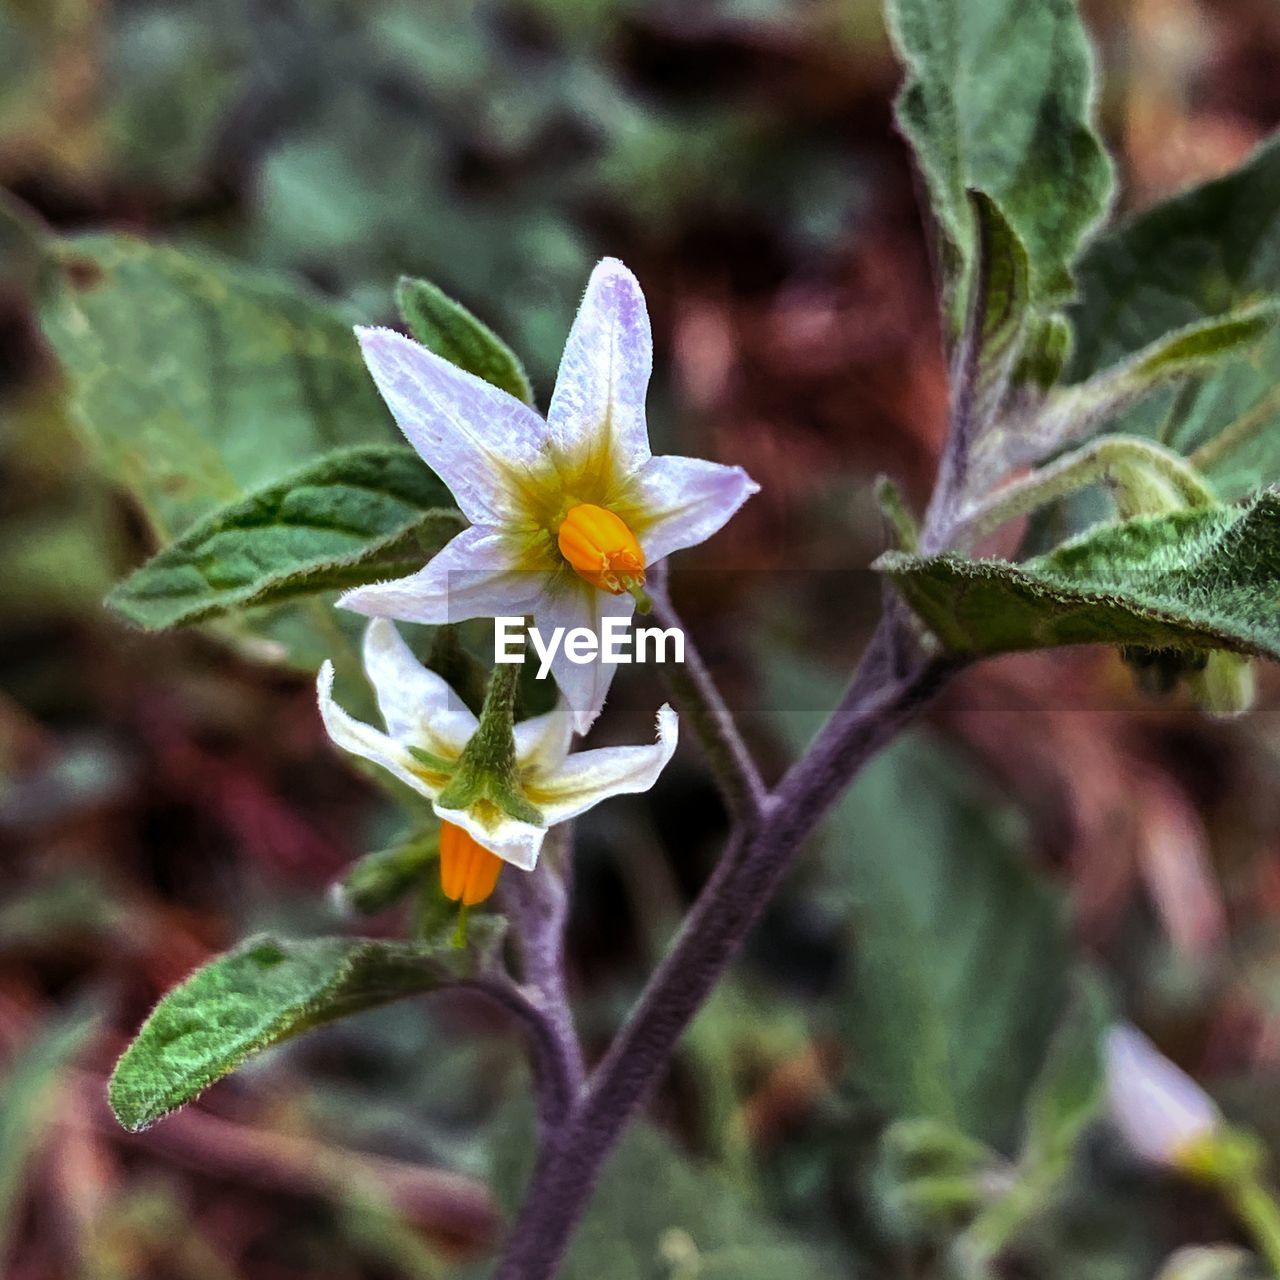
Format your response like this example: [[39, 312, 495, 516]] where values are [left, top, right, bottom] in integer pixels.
[[492, 620, 956, 1278], [496, 830, 586, 1125], [647, 573, 767, 822]]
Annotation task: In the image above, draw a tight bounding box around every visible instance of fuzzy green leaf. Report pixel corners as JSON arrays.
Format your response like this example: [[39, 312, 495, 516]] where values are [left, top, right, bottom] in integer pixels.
[[38, 233, 395, 541], [1071, 137, 1280, 497], [887, 0, 1112, 314], [966, 190, 1032, 425], [105, 445, 462, 630], [879, 492, 1280, 661], [396, 275, 533, 405], [109, 932, 499, 1132]]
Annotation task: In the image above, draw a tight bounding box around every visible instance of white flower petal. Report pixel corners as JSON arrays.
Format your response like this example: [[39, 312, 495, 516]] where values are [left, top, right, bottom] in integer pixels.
[[1104, 1025, 1220, 1167], [361, 619, 477, 756], [546, 258, 652, 474], [337, 525, 547, 625], [316, 660, 441, 801], [532, 703, 678, 825], [356, 326, 551, 525], [514, 700, 575, 775], [630, 454, 760, 562], [542, 584, 636, 734], [432, 801, 547, 872]]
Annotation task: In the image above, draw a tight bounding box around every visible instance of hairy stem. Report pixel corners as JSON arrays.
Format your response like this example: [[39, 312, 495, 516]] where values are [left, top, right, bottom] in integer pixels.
[[493, 619, 955, 1278], [954, 433, 1217, 548], [496, 830, 585, 1126], [464, 973, 580, 1129], [648, 574, 767, 822]]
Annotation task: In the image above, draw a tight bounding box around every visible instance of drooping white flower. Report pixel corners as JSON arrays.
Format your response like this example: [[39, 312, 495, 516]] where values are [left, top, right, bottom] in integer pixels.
[[317, 619, 678, 897], [337, 258, 759, 732], [1104, 1024, 1221, 1169]]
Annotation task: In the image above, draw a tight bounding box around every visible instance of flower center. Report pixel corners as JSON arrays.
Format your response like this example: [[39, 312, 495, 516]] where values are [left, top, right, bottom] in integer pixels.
[[557, 503, 646, 598], [439, 822, 503, 906]]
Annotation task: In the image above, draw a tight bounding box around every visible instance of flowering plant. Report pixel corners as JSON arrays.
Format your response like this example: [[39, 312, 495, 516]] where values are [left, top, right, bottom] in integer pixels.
[[17, 0, 1280, 1274]]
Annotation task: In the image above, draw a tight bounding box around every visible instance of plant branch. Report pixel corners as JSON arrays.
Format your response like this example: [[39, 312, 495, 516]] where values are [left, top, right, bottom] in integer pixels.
[[921, 207, 992, 550], [463, 971, 580, 1131], [492, 831, 585, 1127], [492, 617, 957, 1279], [647, 572, 767, 822], [953, 433, 1218, 549]]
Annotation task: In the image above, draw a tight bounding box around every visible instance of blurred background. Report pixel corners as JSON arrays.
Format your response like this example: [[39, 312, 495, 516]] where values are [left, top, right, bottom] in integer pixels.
[[5, 0, 1280, 1276]]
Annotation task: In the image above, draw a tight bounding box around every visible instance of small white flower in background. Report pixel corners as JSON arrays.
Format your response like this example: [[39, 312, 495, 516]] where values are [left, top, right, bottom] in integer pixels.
[[1104, 1024, 1221, 1169], [317, 619, 678, 902], [1154, 1245, 1255, 1280], [338, 258, 759, 732]]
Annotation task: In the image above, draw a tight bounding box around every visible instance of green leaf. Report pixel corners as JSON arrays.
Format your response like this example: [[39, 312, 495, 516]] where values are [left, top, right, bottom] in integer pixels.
[[886, 0, 1112, 314], [37, 233, 395, 541], [1070, 136, 1280, 497], [105, 445, 462, 630], [966, 190, 1031, 426], [831, 734, 1070, 1147], [879, 492, 1280, 662], [396, 275, 533, 404], [109, 931, 500, 1133]]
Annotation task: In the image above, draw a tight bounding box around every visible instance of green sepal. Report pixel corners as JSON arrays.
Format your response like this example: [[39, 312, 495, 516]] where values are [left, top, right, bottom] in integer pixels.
[[435, 663, 544, 827], [407, 745, 459, 776], [334, 826, 440, 915], [396, 275, 534, 405]]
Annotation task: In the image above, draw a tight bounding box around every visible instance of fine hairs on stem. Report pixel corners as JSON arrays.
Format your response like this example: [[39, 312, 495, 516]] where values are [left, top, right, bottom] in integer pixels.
[[488, 482, 968, 1277]]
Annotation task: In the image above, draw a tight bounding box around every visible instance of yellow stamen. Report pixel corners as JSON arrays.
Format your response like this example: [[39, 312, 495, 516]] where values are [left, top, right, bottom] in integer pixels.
[[439, 822, 503, 906], [557, 503, 646, 597]]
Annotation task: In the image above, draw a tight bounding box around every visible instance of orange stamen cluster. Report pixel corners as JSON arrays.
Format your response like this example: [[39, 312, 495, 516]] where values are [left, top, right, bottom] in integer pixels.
[[439, 822, 503, 906], [557, 503, 646, 595]]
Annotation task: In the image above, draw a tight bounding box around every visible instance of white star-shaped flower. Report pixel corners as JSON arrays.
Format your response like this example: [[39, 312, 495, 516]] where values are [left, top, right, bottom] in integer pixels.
[[338, 258, 759, 731], [318, 620, 678, 892]]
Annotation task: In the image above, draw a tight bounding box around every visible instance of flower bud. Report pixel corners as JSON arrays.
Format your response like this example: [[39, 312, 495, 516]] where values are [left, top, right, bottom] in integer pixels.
[[1188, 652, 1256, 719], [1104, 1025, 1220, 1170], [1154, 1246, 1255, 1280]]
